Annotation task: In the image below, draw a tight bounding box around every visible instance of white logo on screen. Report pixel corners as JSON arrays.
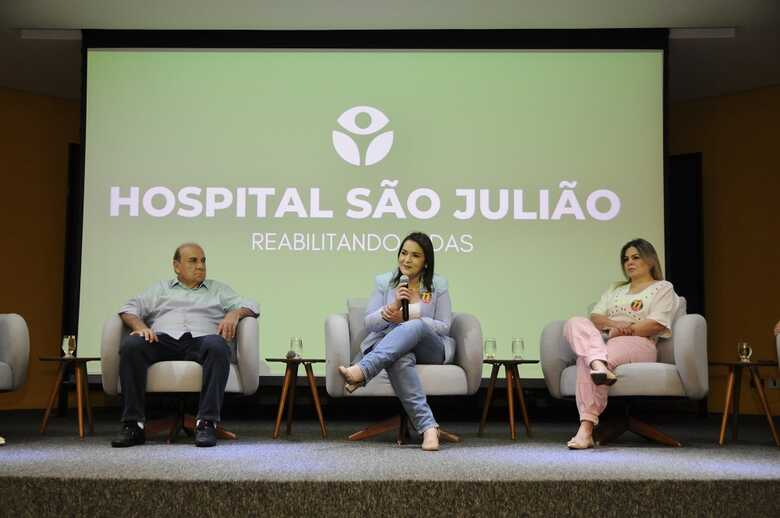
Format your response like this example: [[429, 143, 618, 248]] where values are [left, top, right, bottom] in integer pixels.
[[332, 106, 394, 166]]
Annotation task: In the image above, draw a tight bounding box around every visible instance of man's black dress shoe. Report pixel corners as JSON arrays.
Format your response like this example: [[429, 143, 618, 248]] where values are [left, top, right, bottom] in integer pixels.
[[111, 422, 145, 447], [195, 420, 217, 447]]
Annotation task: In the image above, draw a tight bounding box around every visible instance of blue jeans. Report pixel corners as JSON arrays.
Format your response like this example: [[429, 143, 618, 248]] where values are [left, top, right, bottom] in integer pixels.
[[358, 319, 445, 433]]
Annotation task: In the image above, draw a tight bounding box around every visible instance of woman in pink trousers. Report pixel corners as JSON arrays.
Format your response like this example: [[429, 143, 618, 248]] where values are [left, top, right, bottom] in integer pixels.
[[565, 238, 680, 449]]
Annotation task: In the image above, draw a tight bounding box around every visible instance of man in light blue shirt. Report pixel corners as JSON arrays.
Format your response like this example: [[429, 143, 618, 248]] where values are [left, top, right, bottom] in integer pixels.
[[111, 243, 258, 448]]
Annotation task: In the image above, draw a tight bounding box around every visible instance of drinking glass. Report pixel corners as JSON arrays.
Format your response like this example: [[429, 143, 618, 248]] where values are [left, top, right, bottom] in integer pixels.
[[737, 341, 752, 362], [511, 337, 525, 359], [290, 336, 303, 358], [62, 335, 76, 358], [484, 338, 497, 359]]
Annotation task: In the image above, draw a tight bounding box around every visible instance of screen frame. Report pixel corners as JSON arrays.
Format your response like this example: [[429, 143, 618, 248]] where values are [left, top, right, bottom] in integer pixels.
[[68, 28, 670, 344]]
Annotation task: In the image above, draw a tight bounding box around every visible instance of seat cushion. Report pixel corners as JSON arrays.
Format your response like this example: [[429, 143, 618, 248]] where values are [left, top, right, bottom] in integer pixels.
[[117, 361, 243, 393], [346, 364, 469, 397], [0, 361, 12, 390], [560, 362, 686, 397]]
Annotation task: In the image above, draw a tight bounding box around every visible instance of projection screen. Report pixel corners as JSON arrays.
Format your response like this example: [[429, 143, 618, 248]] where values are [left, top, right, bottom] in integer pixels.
[[80, 43, 665, 378]]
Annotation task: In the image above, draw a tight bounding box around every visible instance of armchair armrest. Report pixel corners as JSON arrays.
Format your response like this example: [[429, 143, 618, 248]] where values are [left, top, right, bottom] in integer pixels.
[[0, 314, 30, 390], [325, 313, 351, 398], [236, 316, 260, 396], [671, 313, 708, 400], [450, 313, 483, 395], [100, 314, 124, 395], [540, 320, 575, 399]]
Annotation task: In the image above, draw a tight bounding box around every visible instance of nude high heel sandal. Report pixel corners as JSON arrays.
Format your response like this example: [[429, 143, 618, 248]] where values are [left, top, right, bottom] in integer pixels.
[[421, 427, 440, 451], [338, 365, 365, 393]]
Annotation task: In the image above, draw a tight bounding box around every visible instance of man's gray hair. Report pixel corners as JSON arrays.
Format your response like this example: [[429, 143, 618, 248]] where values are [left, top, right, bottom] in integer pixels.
[[173, 242, 204, 262]]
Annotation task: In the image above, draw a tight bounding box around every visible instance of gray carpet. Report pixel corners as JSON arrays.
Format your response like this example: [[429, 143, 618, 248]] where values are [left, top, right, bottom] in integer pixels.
[[1, 411, 779, 517], [1, 412, 779, 481]]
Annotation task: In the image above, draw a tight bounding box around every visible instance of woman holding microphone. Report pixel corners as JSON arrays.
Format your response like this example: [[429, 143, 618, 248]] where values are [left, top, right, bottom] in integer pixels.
[[339, 232, 455, 451]]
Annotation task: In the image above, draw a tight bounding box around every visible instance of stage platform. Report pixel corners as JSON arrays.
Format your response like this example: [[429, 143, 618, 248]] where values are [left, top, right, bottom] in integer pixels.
[[1, 410, 779, 517]]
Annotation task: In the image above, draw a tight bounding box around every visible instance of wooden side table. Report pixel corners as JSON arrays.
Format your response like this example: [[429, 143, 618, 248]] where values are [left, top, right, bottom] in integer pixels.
[[267, 357, 327, 439], [711, 359, 779, 447], [478, 358, 539, 440], [39, 356, 100, 439]]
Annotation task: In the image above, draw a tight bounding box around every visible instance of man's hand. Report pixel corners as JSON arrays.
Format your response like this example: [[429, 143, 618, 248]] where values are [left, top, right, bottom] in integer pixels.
[[381, 304, 404, 324], [130, 328, 158, 343], [218, 310, 241, 341], [121, 313, 157, 342]]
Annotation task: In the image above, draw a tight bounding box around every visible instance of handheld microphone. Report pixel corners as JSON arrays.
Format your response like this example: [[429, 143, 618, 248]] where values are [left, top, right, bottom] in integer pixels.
[[399, 274, 410, 322]]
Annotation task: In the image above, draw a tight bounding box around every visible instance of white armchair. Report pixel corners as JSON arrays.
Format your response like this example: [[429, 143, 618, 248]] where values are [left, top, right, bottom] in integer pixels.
[[540, 298, 708, 446], [101, 314, 262, 440], [0, 314, 29, 393], [325, 298, 482, 441], [0, 314, 30, 446]]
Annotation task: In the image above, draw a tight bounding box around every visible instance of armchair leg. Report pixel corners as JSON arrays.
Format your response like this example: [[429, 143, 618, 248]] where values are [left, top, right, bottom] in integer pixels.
[[594, 415, 627, 445], [167, 399, 186, 443], [397, 414, 410, 445], [595, 415, 681, 447], [628, 417, 682, 447], [168, 415, 184, 443], [349, 415, 402, 441], [182, 415, 237, 440], [144, 417, 178, 437], [439, 429, 461, 443], [349, 414, 461, 444], [145, 399, 238, 442]]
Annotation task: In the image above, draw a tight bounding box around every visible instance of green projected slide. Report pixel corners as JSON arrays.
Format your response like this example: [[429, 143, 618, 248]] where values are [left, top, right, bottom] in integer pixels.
[[81, 49, 664, 377]]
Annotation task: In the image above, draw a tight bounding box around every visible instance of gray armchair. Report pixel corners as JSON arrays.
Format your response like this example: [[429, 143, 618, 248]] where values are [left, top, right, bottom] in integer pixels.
[[326, 298, 482, 441], [0, 314, 30, 446], [101, 314, 263, 440], [0, 314, 29, 393], [540, 298, 708, 446]]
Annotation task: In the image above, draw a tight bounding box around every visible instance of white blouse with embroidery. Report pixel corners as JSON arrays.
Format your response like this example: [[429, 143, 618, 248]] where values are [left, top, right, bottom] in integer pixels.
[[591, 280, 680, 339]]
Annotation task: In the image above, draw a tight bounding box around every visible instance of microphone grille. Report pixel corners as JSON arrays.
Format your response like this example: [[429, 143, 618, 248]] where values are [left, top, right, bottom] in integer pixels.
[[399, 274, 409, 285]]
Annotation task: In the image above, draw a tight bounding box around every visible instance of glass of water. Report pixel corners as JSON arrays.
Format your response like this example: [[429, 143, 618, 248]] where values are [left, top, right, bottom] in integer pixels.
[[62, 335, 76, 358], [737, 341, 752, 362], [484, 338, 497, 359], [290, 336, 303, 358], [511, 337, 525, 359]]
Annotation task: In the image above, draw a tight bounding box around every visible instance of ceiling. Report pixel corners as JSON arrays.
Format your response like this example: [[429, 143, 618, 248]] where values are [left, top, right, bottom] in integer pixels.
[[0, 0, 778, 102]]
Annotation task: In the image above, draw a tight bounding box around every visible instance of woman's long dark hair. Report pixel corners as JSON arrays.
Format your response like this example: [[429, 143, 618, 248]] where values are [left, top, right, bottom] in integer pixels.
[[390, 232, 435, 293], [619, 238, 664, 285]]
